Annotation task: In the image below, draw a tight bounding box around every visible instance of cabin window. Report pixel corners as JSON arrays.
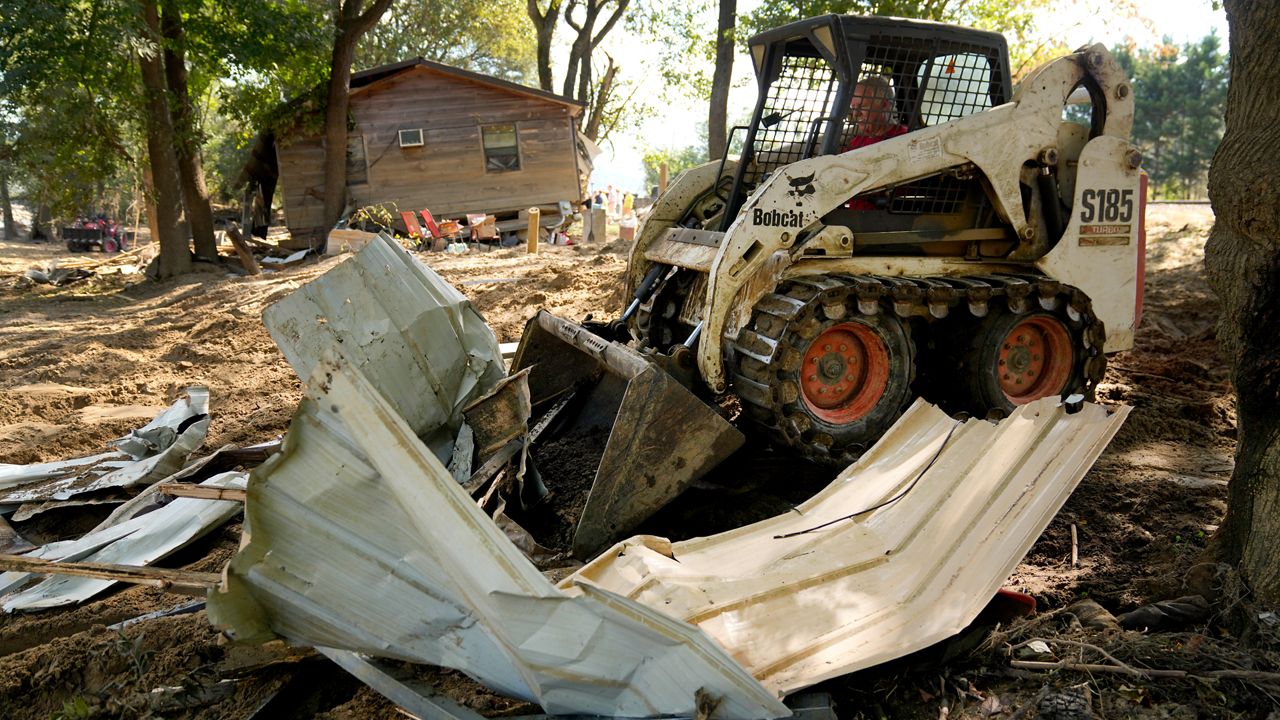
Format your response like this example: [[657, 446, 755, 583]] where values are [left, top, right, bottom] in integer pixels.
[[917, 53, 995, 127], [347, 134, 368, 186], [481, 124, 521, 172]]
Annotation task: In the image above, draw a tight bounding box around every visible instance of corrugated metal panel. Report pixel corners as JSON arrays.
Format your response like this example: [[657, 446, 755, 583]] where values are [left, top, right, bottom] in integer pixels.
[[208, 358, 788, 719], [211, 237, 786, 718], [261, 234, 505, 461], [0, 472, 246, 610], [565, 397, 1130, 695], [0, 388, 210, 503]]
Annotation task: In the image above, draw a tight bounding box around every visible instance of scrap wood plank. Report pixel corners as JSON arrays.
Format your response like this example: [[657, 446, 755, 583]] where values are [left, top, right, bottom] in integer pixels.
[[158, 483, 247, 502], [226, 223, 261, 275], [58, 246, 146, 271], [233, 232, 279, 251], [462, 438, 523, 495], [0, 554, 219, 596]]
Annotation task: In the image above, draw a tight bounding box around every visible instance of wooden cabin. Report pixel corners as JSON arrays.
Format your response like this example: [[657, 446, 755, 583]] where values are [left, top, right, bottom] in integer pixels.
[[245, 58, 587, 248]]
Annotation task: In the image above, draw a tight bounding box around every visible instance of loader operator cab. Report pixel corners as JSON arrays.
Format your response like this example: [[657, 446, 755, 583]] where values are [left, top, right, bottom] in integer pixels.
[[717, 15, 1016, 256]]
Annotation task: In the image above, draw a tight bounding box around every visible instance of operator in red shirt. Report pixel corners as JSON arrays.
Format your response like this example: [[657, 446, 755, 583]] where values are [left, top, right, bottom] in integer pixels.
[[843, 75, 907, 209], [844, 75, 907, 150]]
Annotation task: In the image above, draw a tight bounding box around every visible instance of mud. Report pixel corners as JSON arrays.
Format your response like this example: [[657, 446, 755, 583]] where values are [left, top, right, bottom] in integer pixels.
[[0, 205, 1266, 717], [523, 426, 609, 553]]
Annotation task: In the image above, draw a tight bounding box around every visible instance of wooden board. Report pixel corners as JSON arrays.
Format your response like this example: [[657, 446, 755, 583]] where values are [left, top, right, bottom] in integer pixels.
[[226, 223, 261, 275]]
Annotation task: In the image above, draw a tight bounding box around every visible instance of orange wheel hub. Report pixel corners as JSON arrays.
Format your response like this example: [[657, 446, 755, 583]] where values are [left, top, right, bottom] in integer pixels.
[[997, 315, 1073, 404], [799, 323, 890, 424]]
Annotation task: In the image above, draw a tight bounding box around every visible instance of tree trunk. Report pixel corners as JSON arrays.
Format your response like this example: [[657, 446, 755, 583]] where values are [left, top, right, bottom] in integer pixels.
[[34, 201, 51, 242], [321, 0, 394, 244], [160, 0, 216, 261], [562, 0, 628, 122], [563, 35, 591, 100], [142, 165, 160, 246], [576, 44, 593, 105], [139, 0, 190, 278], [1204, 0, 1280, 603], [526, 0, 561, 92], [583, 55, 616, 141], [707, 0, 736, 160], [0, 172, 14, 242]]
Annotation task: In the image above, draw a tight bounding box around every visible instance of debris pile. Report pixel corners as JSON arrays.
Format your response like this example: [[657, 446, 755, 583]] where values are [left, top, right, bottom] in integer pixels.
[[0, 390, 263, 612], [15, 247, 149, 288], [0, 235, 1138, 718]]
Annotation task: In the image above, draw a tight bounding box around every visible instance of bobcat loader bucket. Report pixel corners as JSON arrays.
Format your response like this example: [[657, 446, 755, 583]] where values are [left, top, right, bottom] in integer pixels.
[[512, 310, 744, 559]]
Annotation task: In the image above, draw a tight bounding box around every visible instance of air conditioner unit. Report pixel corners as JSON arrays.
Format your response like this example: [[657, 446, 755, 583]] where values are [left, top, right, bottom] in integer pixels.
[[399, 128, 424, 148]]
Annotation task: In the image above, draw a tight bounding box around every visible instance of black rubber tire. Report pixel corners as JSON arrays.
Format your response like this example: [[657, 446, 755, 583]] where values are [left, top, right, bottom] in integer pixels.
[[733, 278, 916, 466], [103, 237, 119, 253], [945, 305, 1093, 418]]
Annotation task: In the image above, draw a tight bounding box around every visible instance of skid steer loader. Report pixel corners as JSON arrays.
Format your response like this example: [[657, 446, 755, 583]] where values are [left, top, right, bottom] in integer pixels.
[[514, 14, 1143, 555]]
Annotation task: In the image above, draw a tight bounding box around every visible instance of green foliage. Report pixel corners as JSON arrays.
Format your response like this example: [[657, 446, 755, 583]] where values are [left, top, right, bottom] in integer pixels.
[[641, 143, 708, 190], [0, 0, 332, 221], [356, 0, 535, 80], [196, 1, 333, 135], [203, 116, 255, 204], [628, 1, 719, 100], [349, 202, 400, 232], [111, 629, 154, 685], [738, 0, 1048, 51], [634, 0, 1060, 139], [48, 696, 93, 720], [0, 0, 144, 219], [1114, 34, 1228, 199]]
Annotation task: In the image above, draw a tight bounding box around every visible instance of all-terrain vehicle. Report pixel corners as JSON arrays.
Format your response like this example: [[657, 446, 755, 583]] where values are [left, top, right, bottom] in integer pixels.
[[62, 215, 130, 253]]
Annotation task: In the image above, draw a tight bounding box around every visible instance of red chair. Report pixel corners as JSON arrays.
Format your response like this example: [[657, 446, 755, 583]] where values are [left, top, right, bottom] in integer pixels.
[[420, 209, 444, 240], [399, 210, 426, 241]]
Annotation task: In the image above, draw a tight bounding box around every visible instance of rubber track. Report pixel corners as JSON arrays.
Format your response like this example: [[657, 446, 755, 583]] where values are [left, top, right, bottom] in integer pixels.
[[730, 273, 1106, 466]]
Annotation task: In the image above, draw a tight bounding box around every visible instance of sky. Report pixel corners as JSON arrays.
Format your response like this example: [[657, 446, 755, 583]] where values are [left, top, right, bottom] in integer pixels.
[[582, 0, 1229, 194]]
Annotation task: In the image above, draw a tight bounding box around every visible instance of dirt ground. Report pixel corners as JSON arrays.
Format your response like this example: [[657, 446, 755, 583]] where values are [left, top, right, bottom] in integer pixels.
[[0, 204, 1273, 718]]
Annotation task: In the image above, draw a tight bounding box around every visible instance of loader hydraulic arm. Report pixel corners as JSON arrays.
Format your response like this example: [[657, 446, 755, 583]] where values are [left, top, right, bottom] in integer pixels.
[[695, 45, 1135, 394]]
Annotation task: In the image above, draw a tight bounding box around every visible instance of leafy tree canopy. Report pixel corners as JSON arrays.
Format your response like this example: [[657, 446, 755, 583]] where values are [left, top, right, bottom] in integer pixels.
[[357, 0, 535, 80], [1114, 33, 1227, 199], [641, 143, 707, 193]]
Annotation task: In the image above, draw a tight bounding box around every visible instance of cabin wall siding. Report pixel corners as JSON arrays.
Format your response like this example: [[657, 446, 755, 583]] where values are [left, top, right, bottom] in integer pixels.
[[276, 65, 582, 239]]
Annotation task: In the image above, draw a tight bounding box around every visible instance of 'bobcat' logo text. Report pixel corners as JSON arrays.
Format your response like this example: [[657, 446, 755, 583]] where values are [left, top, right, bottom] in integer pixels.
[[752, 208, 805, 227]]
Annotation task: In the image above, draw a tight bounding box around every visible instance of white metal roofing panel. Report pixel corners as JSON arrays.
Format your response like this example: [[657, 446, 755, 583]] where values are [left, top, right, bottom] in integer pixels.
[[208, 357, 788, 719], [212, 238, 785, 718], [261, 234, 504, 460], [0, 388, 210, 503], [0, 472, 246, 611], [565, 397, 1129, 695]]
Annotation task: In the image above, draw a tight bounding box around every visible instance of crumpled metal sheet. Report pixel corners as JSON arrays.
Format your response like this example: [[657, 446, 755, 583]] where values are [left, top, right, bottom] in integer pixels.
[[564, 397, 1130, 696], [0, 472, 246, 611], [261, 234, 504, 461], [209, 236, 785, 717], [207, 359, 788, 719], [0, 388, 210, 504]]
